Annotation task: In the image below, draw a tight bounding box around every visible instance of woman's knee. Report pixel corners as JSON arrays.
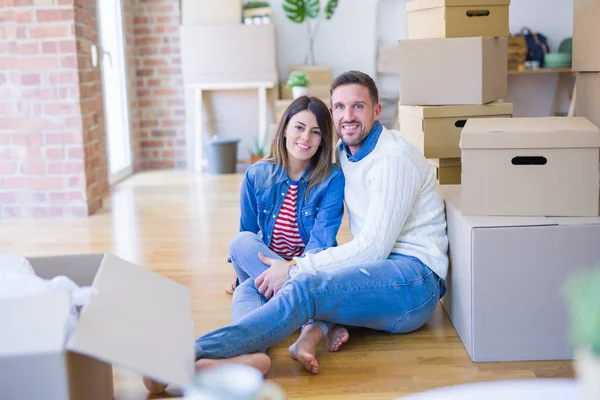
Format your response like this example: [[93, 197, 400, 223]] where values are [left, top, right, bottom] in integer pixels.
[[229, 231, 260, 259]]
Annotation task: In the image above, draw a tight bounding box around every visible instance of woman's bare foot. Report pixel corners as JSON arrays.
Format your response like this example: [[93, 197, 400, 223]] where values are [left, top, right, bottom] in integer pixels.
[[142, 353, 271, 394], [288, 324, 323, 374], [326, 325, 349, 352], [142, 377, 169, 395], [225, 278, 238, 294], [196, 353, 272, 375]]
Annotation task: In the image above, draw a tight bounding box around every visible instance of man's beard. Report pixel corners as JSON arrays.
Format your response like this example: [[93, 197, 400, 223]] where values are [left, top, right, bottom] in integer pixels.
[[337, 120, 369, 148]]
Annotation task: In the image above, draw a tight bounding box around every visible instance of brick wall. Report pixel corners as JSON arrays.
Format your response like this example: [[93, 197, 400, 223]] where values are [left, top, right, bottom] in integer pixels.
[[133, 0, 186, 169], [0, 0, 107, 218], [123, 0, 142, 172]]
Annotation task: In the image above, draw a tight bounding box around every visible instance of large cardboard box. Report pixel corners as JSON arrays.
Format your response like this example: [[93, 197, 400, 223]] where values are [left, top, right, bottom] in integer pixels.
[[572, 0, 600, 72], [398, 101, 512, 159], [460, 117, 600, 217], [180, 24, 278, 84], [181, 0, 242, 25], [406, 0, 510, 40], [0, 253, 194, 399], [397, 37, 507, 105], [430, 158, 462, 184], [441, 185, 600, 362], [576, 72, 600, 129]]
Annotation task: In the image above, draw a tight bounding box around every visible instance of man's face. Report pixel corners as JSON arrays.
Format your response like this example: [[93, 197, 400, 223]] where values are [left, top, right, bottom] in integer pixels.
[[330, 84, 382, 153]]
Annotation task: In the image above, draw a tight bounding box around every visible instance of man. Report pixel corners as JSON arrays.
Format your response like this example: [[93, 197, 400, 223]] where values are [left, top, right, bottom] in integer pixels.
[[145, 71, 449, 392]]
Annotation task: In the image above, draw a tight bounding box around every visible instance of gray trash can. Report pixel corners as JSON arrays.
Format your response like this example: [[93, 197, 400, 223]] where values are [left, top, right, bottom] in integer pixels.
[[205, 136, 241, 174]]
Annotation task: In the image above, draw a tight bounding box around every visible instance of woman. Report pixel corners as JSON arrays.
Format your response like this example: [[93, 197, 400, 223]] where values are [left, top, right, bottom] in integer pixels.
[[143, 96, 345, 394]]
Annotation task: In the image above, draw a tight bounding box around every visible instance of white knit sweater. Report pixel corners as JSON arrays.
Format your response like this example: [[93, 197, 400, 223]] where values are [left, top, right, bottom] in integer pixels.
[[294, 125, 449, 281]]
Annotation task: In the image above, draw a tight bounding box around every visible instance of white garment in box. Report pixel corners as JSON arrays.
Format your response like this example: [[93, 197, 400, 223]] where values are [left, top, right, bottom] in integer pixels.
[[440, 185, 600, 362]]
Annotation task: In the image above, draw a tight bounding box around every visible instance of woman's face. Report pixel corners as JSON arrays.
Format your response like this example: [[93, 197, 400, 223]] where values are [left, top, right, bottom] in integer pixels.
[[284, 110, 323, 163]]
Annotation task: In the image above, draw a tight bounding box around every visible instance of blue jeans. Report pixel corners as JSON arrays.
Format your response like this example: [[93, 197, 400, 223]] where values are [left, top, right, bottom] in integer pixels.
[[196, 234, 446, 360], [229, 232, 333, 336]]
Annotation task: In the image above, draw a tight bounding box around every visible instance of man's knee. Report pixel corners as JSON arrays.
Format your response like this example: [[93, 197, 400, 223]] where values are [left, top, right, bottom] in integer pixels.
[[229, 231, 259, 258]]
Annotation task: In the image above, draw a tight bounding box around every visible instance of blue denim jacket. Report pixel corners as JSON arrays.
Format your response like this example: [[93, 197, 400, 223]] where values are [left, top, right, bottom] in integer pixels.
[[240, 160, 345, 255]]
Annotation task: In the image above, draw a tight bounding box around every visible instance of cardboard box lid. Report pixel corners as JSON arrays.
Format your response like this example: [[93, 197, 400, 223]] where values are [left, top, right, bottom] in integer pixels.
[[441, 185, 556, 228], [406, 0, 510, 12], [429, 158, 461, 167], [398, 102, 513, 119], [460, 117, 600, 149], [0, 291, 71, 357], [66, 254, 195, 388]]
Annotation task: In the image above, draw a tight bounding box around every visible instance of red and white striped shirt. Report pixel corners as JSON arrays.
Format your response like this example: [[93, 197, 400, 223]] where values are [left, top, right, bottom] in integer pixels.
[[268, 181, 305, 260]]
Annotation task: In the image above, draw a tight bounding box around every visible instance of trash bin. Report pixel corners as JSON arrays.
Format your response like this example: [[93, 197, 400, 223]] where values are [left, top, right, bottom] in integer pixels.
[[205, 136, 241, 174]]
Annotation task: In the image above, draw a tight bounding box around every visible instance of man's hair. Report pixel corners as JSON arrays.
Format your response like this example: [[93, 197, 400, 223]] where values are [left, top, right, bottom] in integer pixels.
[[330, 70, 379, 105]]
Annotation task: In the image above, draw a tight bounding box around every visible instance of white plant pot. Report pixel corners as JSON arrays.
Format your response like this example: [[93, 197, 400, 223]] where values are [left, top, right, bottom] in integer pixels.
[[292, 86, 308, 99], [575, 347, 600, 399]]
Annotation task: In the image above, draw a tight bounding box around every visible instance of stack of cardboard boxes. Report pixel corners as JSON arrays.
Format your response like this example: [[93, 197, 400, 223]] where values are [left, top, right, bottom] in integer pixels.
[[397, 0, 512, 184], [179, 0, 278, 84]]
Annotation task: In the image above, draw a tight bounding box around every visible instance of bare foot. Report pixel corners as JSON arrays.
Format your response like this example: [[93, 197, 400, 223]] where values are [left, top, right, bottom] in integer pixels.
[[142, 353, 271, 394], [288, 324, 323, 374], [196, 353, 272, 375], [225, 278, 238, 294], [142, 377, 168, 395], [326, 325, 349, 352]]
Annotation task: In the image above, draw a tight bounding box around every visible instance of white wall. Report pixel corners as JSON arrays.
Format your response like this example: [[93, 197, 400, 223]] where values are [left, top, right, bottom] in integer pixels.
[[198, 0, 574, 161]]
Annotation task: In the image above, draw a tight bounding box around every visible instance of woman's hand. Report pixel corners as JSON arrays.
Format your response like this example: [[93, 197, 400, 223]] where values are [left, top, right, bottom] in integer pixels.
[[255, 253, 290, 299]]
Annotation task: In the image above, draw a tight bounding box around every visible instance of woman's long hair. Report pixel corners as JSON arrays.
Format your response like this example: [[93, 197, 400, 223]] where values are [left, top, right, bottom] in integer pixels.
[[265, 96, 335, 197]]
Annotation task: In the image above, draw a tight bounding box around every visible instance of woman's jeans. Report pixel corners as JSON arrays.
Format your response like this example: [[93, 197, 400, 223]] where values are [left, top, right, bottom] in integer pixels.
[[196, 231, 446, 360]]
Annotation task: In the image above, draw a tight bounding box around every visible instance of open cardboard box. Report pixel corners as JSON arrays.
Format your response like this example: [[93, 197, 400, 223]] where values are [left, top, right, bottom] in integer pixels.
[[0, 253, 195, 400]]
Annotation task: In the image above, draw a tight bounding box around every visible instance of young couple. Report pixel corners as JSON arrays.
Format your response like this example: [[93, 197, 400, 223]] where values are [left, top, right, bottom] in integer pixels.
[[144, 71, 449, 394]]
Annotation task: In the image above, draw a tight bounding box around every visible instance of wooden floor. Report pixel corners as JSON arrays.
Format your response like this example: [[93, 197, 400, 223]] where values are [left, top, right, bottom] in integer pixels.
[[0, 170, 574, 399]]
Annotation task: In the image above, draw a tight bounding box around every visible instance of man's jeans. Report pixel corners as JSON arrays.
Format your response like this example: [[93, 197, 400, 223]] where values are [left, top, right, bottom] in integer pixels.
[[196, 231, 446, 360]]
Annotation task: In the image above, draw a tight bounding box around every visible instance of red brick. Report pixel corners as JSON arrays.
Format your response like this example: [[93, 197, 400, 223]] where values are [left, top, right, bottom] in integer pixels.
[[26, 147, 42, 160], [137, 69, 153, 77], [1, 118, 62, 131], [13, 133, 43, 146], [60, 55, 78, 68], [58, 0, 74, 5], [32, 207, 64, 218], [2, 177, 64, 190], [161, 46, 180, 55], [3, 206, 23, 218], [138, 47, 158, 56], [0, 193, 17, 204], [36, 9, 75, 22], [17, 26, 27, 39], [140, 120, 158, 128], [44, 103, 73, 115], [0, 162, 17, 174], [45, 147, 65, 159], [155, 25, 178, 34], [0, 134, 9, 145], [17, 42, 39, 55], [16, 11, 33, 23], [21, 162, 45, 175], [59, 40, 76, 52], [69, 176, 86, 188], [143, 58, 166, 67], [135, 36, 161, 46], [160, 120, 184, 128], [67, 147, 84, 159], [0, 74, 5, 85], [22, 74, 41, 85], [29, 25, 72, 39], [45, 133, 83, 145], [49, 192, 69, 203], [17, 57, 59, 70], [48, 71, 78, 85], [153, 89, 178, 96], [134, 27, 152, 36]]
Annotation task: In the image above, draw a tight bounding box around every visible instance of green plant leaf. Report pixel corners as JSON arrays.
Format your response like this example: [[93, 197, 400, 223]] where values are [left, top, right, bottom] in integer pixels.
[[325, 0, 338, 19], [282, 0, 320, 23]]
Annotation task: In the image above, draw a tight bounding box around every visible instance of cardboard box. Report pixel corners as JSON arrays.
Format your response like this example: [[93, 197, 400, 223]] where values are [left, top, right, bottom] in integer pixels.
[[441, 185, 600, 362], [0, 253, 194, 399], [180, 24, 278, 84], [460, 117, 600, 216], [397, 37, 507, 105], [576, 72, 600, 129], [406, 0, 510, 40], [398, 102, 513, 159], [288, 65, 333, 86], [430, 158, 462, 184], [181, 0, 242, 25], [280, 82, 331, 100], [572, 0, 600, 72], [275, 98, 329, 123]]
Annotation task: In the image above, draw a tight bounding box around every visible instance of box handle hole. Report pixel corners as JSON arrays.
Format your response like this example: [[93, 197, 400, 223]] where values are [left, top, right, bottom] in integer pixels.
[[454, 119, 467, 128], [466, 9, 490, 17], [511, 156, 547, 166]]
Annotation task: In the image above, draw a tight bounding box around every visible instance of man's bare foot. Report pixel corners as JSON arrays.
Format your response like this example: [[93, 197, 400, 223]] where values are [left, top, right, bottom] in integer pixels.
[[288, 324, 323, 374], [196, 353, 272, 375], [142, 377, 168, 395], [225, 278, 238, 294], [326, 325, 349, 352]]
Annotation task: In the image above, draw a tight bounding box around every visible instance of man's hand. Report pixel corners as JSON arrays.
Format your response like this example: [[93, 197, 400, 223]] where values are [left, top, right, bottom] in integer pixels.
[[255, 253, 290, 299]]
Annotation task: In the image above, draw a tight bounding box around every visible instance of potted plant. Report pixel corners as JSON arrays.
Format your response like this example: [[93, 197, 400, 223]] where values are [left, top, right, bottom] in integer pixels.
[[564, 265, 600, 398], [282, 0, 339, 65], [250, 136, 267, 164], [287, 71, 310, 99], [243, 1, 271, 24]]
